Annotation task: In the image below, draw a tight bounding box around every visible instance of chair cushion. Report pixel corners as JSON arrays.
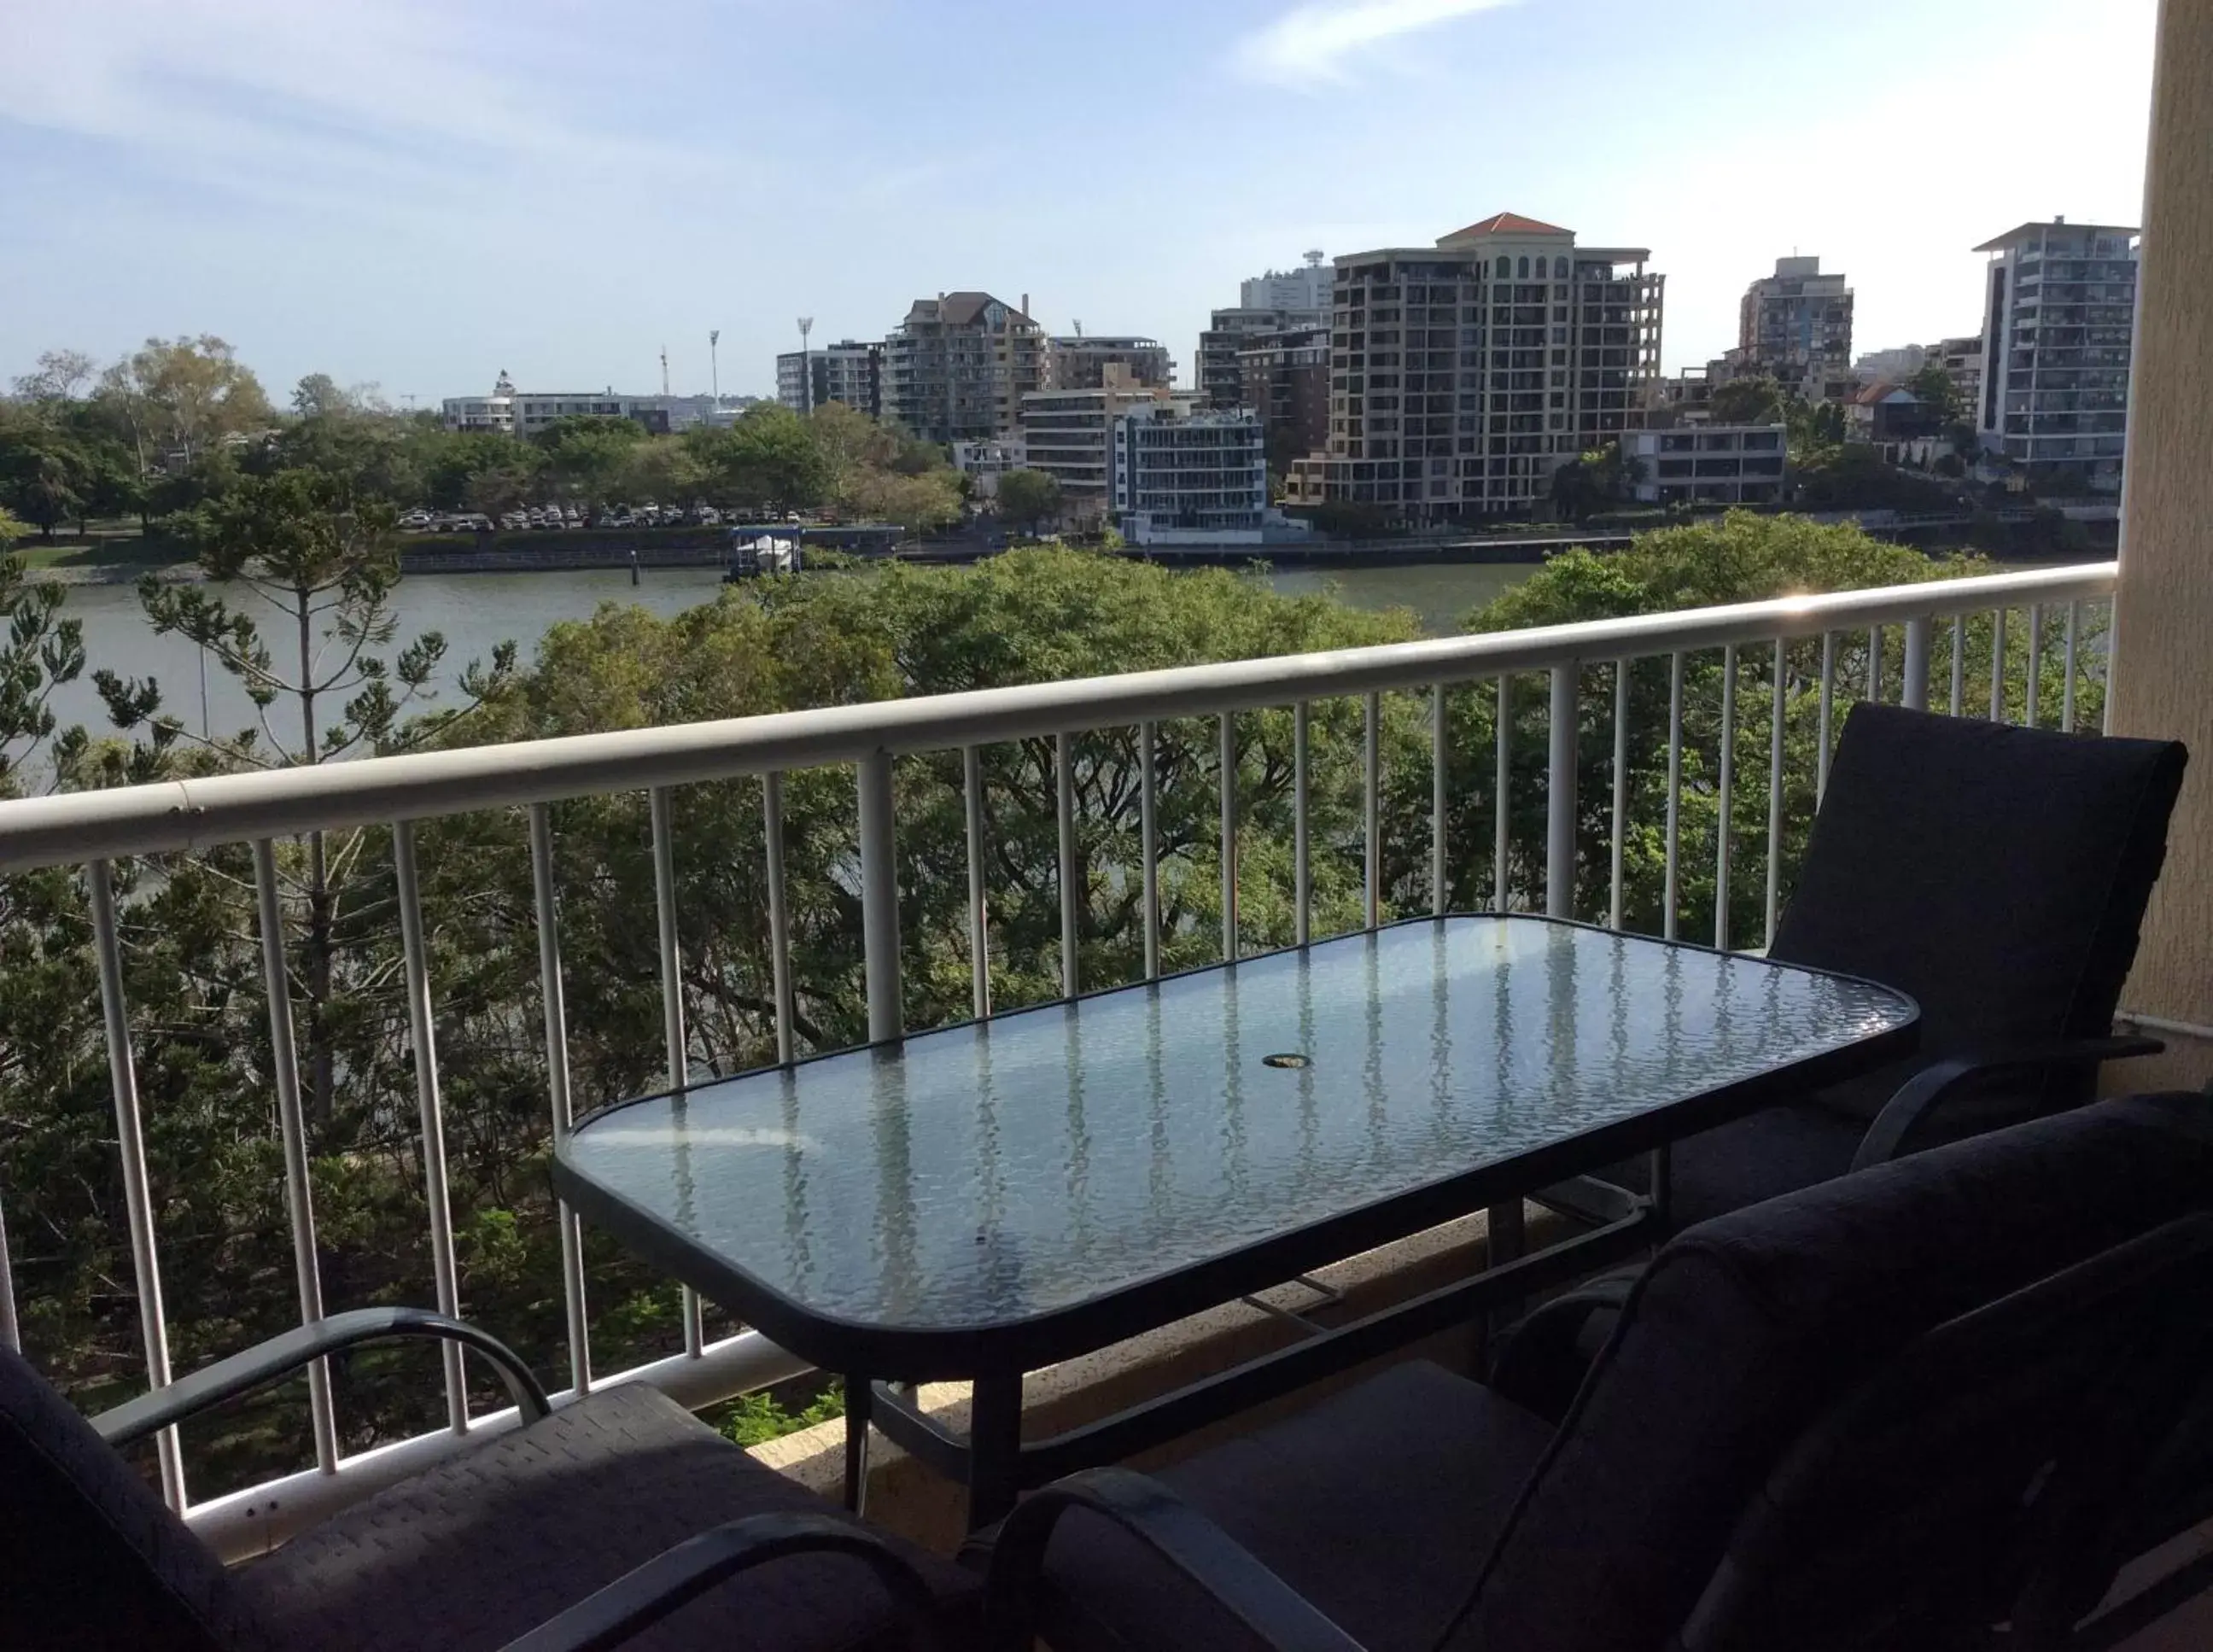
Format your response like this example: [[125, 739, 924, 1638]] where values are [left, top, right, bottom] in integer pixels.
[[1767, 703, 2185, 1065], [1008, 1359, 1555, 1652], [1662, 1099, 1871, 1229], [1458, 1095, 2213, 1652], [236, 1382, 978, 1652], [0, 1342, 275, 1652]]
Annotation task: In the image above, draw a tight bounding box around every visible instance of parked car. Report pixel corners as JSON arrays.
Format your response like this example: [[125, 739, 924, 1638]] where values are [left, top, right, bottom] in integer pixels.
[[397, 511, 433, 531], [499, 511, 529, 532], [695, 505, 721, 527]]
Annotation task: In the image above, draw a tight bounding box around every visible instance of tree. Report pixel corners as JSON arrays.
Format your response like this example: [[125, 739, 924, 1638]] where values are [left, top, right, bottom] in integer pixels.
[[95, 467, 511, 1129], [838, 467, 963, 534], [290, 372, 374, 420], [534, 416, 647, 505], [102, 336, 274, 465], [425, 429, 534, 512], [10, 348, 97, 402], [685, 407, 832, 515], [1711, 374, 1787, 426], [0, 412, 94, 539], [808, 400, 898, 481], [996, 469, 1061, 535], [1907, 363, 1965, 426], [1548, 441, 1642, 522]]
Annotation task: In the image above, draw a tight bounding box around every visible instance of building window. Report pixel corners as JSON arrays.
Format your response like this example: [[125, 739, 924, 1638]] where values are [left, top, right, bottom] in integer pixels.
[[1517, 256, 1530, 279], [1554, 257, 1568, 279]]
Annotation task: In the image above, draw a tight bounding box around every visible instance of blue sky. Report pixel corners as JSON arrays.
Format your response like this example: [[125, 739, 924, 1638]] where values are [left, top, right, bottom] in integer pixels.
[[0, 0, 2158, 406]]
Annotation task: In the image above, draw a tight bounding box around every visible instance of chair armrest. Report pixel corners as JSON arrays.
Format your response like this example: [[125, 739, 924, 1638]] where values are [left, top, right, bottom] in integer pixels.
[[1489, 1270, 1639, 1422], [497, 1511, 945, 1652], [982, 1467, 1367, 1652], [92, 1307, 552, 1447], [1850, 1036, 2165, 1173]]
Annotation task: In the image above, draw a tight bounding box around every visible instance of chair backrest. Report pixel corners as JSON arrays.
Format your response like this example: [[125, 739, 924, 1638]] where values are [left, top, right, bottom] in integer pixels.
[[1673, 1210, 2213, 1651], [0, 1341, 268, 1650], [1766, 703, 2185, 1065], [1454, 1095, 2213, 1652]]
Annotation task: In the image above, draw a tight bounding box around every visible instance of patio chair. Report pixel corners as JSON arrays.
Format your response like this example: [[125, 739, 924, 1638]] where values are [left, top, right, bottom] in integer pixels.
[[0, 1308, 979, 1651], [1572, 702, 2187, 1233], [975, 1094, 2213, 1652]]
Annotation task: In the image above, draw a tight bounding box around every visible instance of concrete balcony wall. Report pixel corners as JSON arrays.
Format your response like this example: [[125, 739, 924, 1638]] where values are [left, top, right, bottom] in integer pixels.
[[2110, 0, 2213, 1088]]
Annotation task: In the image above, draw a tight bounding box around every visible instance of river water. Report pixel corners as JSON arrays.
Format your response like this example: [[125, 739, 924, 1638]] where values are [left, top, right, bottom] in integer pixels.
[[40, 561, 1536, 743]]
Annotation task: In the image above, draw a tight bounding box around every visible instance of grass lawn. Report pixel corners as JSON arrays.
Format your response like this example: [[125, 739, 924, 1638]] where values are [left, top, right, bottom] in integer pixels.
[[16, 531, 190, 573]]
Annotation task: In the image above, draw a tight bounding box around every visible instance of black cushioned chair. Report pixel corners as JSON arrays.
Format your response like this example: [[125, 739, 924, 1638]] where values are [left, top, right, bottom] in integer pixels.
[[1571, 703, 2187, 1233], [977, 1095, 2213, 1652], [0, 1308, 979, 1650]]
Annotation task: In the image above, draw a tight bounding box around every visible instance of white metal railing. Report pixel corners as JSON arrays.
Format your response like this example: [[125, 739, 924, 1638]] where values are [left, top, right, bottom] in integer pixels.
[[0, 559, 2119, 1556]]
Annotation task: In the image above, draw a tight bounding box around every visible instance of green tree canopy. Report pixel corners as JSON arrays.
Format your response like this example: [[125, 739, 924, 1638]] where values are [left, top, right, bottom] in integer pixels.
[[1710, 374, 1787, 425], [996, 469, 1061, 534], [1907, 363, 1965, 425]]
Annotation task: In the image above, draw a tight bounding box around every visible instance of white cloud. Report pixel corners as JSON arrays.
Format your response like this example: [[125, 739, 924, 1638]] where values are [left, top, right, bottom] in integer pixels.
[[1234, 0, 1522, 89], [0, 0, 743, 213]]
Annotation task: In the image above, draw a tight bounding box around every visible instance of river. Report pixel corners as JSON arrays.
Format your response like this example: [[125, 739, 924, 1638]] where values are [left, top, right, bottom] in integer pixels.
[[39, 561, 1537, 743]]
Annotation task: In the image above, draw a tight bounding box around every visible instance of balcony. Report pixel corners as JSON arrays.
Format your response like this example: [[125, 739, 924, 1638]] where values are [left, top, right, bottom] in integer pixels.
[[17, 501, 2213, 1649]]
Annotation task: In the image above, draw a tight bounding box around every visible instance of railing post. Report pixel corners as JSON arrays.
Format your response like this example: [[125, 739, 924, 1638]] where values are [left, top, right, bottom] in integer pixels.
[[858, 750, 903, 1043], [1901, 616, 1931, 713], [88, 859, 184, 1509], [1546, 663, 1578, 920], [250, 838, 339, 1474]]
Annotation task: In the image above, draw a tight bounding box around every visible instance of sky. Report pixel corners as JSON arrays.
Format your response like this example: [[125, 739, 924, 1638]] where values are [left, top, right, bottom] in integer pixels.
[[0, 0, 2160, 407]]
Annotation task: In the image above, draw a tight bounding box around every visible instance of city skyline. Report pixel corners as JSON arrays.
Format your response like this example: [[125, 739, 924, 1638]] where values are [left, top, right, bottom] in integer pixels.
[[2, 0, 2156, 403]]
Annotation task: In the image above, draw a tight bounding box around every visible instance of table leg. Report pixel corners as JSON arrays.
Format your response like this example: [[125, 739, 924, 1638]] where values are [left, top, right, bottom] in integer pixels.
[[1648, 1144, 1674, 1236], [1479, 1199, 1530, 1365], [966, 1370, 1025, 1532], [842, 1373, 873, 1515]]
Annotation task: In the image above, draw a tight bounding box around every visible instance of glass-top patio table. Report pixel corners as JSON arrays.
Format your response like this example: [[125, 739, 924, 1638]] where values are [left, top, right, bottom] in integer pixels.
[[556, 914, 1918, 1528]]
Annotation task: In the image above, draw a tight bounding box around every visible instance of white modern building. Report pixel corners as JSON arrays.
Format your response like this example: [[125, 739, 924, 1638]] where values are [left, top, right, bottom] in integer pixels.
[[1622, 423, 1789, 505], [439, 374, 748, 437], [1019, 366, 1192, 524], [776, 340, 883, 418], [1241, 252, 1334, 313], [1975, 218, 2140, 486], [1285, 212, 1666, 520], [950, 436, 1027, 499], [1112, 404, 1270, 545]]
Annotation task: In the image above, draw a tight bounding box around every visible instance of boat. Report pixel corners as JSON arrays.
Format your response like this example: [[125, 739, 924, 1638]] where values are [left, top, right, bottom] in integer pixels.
[[724, 527, 803, 581]]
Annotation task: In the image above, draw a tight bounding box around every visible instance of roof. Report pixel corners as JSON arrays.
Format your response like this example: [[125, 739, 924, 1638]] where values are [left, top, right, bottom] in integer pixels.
[[905, 292, 1036, 327], [1974, 220, 2139, 252], [1439, 212, 1574, 242], [1852, 382, 1922, 406]]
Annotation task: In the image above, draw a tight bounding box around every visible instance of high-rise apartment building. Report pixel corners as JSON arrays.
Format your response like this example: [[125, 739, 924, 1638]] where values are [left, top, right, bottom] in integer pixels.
[[1236, 324, 1330, 470], [1240, 251, 1334, 313], [1975, 219, 2139, 482], [1284, 213, 1664, 520], [1042, 336, 1173, 391], [1924, 335, 1984, 420], [775, 339, 882, 418], [882, 292, 1043, 445], [1198, 307, 1325, 409], [1197, 254, 1334, 411], [1737, 256, 1854, 402]]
